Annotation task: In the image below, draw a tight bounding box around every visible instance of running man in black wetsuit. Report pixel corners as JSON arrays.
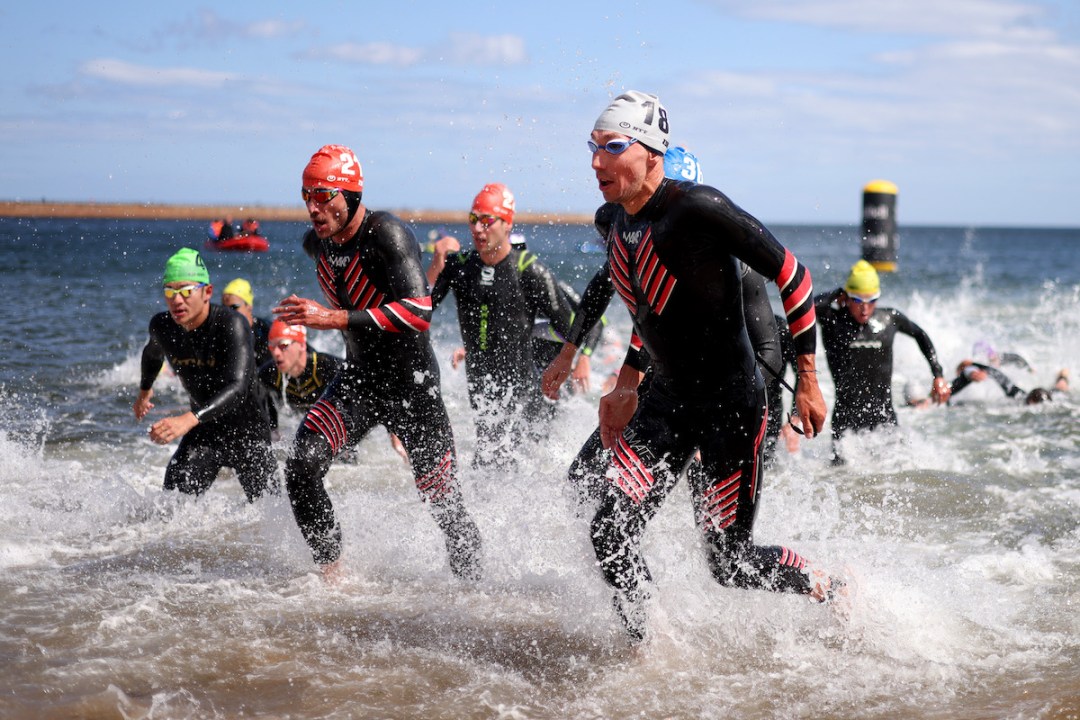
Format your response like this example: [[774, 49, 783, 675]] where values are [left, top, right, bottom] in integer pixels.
[[816, 260, 950, 462], [546, 91, 834, 641], [133, 248, 278, 501], [273, 144, 482, 583], [427, 183, 578, 468], [544, 146, 790, 497], [256, 320, 344, 428]]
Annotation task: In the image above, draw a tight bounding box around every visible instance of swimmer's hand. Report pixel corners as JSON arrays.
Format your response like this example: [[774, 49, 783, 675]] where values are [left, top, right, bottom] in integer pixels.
[[542, 343, 577, 399], [133, 389, 155, 420]]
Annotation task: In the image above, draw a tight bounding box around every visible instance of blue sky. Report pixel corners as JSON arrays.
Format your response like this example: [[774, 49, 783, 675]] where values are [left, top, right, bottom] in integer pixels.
[[3, 1, 1079, 226]]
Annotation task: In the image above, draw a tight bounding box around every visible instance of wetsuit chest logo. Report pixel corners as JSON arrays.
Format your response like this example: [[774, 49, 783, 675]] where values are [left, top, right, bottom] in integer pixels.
[[317, 253, 385, 311], [479, 265, 496, 287], [608, 226, 678, 317]]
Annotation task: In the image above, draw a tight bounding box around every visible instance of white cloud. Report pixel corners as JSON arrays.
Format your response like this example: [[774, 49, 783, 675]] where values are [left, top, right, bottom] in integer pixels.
[[78, 59, 237, 88], [304, 33, 527, 68], [442, 33, 528, 65], [716, 0, 1050, 39], [313, 42, 424, 66], [242, 19, 306, 39]]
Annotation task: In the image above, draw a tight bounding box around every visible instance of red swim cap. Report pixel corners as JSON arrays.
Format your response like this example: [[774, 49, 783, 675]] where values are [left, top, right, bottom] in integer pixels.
[[269, 320, 307, 344], [471, 183, 515, 223], [303, 144, 363, 193]]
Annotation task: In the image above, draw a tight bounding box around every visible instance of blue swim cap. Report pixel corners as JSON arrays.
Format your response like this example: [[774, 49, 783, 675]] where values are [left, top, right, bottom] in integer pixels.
[[664, 146, 703, 183]]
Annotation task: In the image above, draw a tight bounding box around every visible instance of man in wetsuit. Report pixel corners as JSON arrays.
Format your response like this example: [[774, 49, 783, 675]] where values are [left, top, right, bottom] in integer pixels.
[[222, 278, 273, 369], [274, 144, 482, 583], [545, 91, 833, 641], [544, 145, 789, 496], [816, 260, 950, 462], [133, 248, 278, 501], [427, 183, 578, 468], [257, 320, 344, 429]]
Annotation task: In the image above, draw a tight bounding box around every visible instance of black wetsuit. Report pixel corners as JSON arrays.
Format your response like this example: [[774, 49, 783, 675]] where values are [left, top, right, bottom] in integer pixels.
[[251, 316, 273, 369], [949, 363, 1024, 399], [257, 349, 345, 429], [285, 217, 482, 579], [763, 314, 798, 466], [815, 289, 943, 448], [530, 279, 605, 372], [139, 304, 277, 501], [566, 229, 785, 494], [431, 248, 574, 467], [564, 180, 821, 627]]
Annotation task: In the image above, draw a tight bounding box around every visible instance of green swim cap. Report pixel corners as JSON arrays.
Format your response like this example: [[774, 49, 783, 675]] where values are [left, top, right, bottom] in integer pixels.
[[162, 248, 210, 285]]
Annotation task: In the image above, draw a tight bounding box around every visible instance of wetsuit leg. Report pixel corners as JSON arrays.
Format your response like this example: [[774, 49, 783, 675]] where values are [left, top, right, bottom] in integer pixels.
[[226, 428, 279, 502], [691, 397, 813, 595], [164, 432, 224, 496], [389, 390, 483, 582], [764, 378, 783, 467], [589, 391, 697, 637], [567, 428, 609, 507], [284, 391, 375, 566]]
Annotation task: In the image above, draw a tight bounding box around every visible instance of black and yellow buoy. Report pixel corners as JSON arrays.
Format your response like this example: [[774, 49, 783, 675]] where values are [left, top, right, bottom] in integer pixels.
[[860, 179, 898, 272]]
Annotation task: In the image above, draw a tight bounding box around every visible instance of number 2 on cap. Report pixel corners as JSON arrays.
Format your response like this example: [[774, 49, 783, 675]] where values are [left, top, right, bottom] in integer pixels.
[[339, 151, 358, 177]]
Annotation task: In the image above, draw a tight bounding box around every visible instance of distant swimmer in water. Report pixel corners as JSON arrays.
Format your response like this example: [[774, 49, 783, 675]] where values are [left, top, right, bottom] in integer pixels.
[[905, 363, 1070, 407], [275, 144, 482, 584], [133, 248, 278, 502], [546, 92, 838, 642], [816, 260, 950, 463]]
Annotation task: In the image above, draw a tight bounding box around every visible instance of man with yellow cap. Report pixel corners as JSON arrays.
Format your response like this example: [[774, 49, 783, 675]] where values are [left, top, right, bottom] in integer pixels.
[[222, 278, 273, 369], [133, 248, 278, 501], [815, 259, 950, 462]]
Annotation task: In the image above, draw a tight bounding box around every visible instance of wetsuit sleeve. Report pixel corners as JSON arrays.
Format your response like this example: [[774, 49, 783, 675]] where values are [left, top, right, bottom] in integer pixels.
[[139, 318, 167, 391], [521, 254, 576, 340], [192, 311, 258, 423], [345, 217, 433, 334], [429, 252, 461, 310], [999, 352, 1034, 372], [686, 185, 816, 355], [892, 309, 944, 378], [951, 363, 1024, 398], [741, 266, 782, 378], [566, 266, 616, 348]]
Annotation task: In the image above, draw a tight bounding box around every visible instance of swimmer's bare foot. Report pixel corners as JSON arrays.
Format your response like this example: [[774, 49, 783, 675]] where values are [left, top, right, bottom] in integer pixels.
[[319, 558, 347, 586]]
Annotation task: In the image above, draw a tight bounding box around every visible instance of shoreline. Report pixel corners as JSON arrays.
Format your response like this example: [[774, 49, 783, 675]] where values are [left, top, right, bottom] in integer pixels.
[[0, 200, 594, 225]]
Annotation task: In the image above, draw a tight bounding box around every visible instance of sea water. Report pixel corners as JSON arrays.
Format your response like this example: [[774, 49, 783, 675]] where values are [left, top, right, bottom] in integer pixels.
[[1, 217, 1077, 719]]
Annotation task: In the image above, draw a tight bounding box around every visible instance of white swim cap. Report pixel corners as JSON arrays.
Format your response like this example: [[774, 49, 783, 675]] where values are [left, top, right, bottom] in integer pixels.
[[593, 91, 671, 154]]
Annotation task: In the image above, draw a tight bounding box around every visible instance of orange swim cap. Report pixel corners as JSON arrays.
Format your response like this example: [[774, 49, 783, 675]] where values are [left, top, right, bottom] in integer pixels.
[[471, 183, 515, 223], [303, 144, 363, 193], [269, 320, 307, 344]]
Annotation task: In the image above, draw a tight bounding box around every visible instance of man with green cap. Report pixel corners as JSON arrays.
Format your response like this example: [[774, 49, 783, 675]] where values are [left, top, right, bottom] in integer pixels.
[[815, 259, 950, 463], [133, 248, 278, 501]]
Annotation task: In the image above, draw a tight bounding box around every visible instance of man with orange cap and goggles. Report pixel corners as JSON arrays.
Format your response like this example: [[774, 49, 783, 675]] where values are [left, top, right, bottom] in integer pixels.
[[427, 183, 580, 469], [256, 320, 345, 428], [274, 144, 482, 584], [815, 259, 950, 463]]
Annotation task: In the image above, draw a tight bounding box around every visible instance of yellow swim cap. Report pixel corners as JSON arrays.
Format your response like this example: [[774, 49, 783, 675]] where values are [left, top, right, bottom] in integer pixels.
[[222, 278, 254, 306], [844, 260, 880, 299]]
